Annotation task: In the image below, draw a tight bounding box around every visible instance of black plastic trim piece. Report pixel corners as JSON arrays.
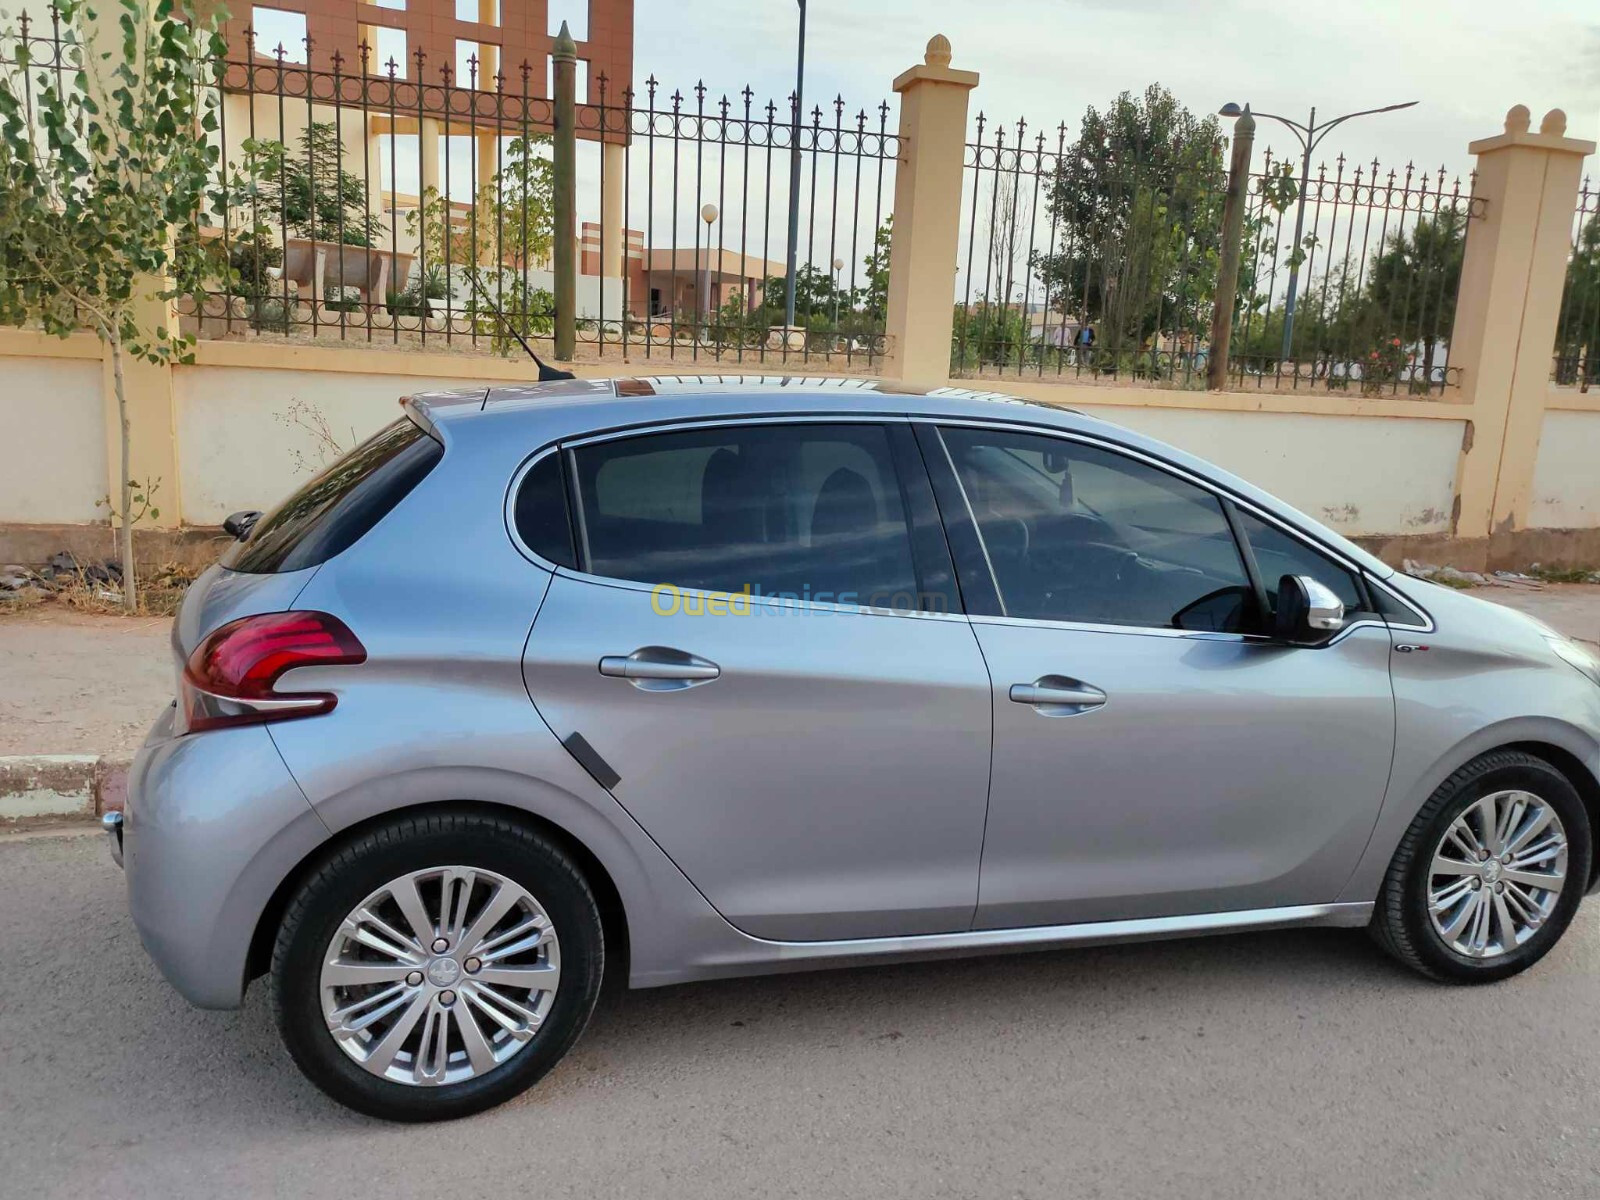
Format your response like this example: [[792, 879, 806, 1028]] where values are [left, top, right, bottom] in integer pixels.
[[887, 423, 961, 616], [562, 732, 621, 790], [912, 422, 1005, 618]]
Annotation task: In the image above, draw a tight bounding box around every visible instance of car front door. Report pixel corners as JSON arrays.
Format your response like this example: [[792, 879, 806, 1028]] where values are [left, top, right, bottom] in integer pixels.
[[921, 421, 1396, 930], [518, 418, 994, 942]]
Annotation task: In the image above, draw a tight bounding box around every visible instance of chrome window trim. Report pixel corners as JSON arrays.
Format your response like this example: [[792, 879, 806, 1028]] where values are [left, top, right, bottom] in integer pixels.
[[549, 566, 969, 622], [503, 408, 1437, 638], [503, 414, 961, 623], [926, 418, 1418, 645], [732, 901, 1376, 956], [928, 417, 1376, 582]]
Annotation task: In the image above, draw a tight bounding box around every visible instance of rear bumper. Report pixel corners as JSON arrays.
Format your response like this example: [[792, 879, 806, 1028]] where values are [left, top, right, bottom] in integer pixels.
[[124, 719, 330, 1009]]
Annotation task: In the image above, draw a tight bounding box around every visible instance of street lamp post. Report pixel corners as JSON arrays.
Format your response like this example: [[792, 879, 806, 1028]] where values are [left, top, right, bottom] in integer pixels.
[[783, 0, 807, 331], [831, 256, 843, 325], [1219, 99, 1418, 359], [700, 203, 718, 332]]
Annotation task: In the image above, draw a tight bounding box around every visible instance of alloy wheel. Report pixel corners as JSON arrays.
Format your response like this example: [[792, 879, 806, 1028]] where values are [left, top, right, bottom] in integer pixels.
[[1427, 789, 1568, 959], [319, 866, 560, 1086]]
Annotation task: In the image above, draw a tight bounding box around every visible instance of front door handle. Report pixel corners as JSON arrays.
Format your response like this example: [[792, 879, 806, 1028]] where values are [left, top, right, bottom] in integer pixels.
[[599, 647, 721, 690], [1009, 676, 1107, 713]]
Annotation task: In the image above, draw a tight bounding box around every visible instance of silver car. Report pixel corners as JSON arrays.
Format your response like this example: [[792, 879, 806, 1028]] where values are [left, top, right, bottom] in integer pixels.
[[113, 376, 1600, 1121]]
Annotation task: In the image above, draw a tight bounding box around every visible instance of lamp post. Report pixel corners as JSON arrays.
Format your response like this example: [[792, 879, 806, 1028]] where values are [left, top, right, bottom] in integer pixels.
[[783, 0, 807, 331], [700, 203, 718, 329], [831, 256, 843, 324], [1219, 99, 1418, 359]]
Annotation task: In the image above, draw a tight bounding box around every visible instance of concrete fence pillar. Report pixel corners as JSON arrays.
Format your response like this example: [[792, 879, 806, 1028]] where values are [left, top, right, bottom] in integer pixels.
[[1450, 106, 1593, 537], [881, 35, 978, 384], [601, 141, 626, 280]]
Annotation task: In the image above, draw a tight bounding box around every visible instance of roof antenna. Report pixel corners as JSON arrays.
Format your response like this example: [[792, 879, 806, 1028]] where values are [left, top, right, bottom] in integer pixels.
[[465, 274, 576, 382]]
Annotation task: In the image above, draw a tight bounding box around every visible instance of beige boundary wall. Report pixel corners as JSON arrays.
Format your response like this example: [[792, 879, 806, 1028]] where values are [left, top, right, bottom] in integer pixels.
[[1, 37, 1596, 565], [0, 330, 1490, 539]]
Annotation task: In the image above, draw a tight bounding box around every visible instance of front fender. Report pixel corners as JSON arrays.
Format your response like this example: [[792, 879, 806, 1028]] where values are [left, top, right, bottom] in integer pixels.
[[1339, 711, 1600, 904]]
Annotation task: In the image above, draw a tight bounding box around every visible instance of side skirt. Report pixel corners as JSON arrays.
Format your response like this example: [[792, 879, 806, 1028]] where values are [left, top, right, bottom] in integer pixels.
[[634, 902, 1375, 988]]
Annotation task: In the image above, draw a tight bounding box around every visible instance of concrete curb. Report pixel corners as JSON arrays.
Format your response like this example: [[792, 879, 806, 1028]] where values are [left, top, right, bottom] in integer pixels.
[[0, 755, 129, 822]]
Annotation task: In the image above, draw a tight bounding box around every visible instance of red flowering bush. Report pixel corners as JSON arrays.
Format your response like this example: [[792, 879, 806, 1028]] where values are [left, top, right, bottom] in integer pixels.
[[1361, 336, 1408, 396]]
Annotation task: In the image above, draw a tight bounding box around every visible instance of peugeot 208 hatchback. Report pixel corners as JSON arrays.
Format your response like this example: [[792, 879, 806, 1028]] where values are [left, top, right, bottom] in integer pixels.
[[114, 376, 1600, 1121]]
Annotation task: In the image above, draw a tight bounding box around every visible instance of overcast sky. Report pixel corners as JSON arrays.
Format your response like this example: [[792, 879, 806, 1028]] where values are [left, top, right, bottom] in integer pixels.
[[634, 0, 1600, 180]]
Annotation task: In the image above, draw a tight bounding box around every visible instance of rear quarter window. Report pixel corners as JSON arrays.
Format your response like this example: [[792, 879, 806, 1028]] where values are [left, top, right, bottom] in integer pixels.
[[222, 418, 443, 573]]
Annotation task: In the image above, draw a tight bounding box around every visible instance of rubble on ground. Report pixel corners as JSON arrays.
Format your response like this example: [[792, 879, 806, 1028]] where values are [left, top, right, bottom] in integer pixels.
[[0, 552, 124, 600], [1403, 559, 1600, 589]]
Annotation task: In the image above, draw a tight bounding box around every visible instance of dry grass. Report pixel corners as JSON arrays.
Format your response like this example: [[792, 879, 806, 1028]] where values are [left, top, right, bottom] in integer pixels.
[[0, 561, 200, 618]]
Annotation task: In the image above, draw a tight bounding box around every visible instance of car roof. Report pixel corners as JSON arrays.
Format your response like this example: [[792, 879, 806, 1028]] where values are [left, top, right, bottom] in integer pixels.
[[404, 374, 1082, 430]]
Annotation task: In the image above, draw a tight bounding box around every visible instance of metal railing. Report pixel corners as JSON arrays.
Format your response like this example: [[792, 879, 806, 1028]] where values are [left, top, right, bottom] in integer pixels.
[[2, 9, 899, 367], [1555, 175, 1599, 389], [954, 109, 1483, 395]]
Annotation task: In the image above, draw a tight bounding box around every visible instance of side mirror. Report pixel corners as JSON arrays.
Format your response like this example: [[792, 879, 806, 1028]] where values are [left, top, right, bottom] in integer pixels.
[[223, 510, 262, 541], [1274, 574, 1345, 643]]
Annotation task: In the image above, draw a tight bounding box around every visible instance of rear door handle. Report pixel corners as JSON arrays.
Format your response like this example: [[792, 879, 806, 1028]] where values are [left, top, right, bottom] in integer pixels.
[[599, 647, 721, 690], [1009, 677, 1107, 713]]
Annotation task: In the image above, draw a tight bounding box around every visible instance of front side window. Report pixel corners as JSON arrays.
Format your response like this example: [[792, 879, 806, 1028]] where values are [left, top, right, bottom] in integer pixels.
[[940, 426, 1253, 631], [1232, 509, 1365, 615], [570, 423, 919, 607]]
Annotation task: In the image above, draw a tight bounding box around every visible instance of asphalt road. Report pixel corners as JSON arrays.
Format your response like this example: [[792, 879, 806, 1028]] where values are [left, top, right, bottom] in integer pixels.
[[4, 832, 1599, 1200]]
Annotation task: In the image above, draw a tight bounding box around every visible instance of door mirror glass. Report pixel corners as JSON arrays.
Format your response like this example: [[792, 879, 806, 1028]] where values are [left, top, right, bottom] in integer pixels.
[[1274, 574, 1345, 643]]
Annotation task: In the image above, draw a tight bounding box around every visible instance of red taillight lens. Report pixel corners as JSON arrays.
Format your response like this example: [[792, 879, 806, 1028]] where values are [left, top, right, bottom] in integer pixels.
[[181, 611, 366, 733]]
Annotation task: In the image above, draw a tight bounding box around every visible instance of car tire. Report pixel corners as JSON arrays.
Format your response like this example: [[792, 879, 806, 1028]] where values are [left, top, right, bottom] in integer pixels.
[[270, 809, 604, 1121], [1371, 750, 1592, 983]]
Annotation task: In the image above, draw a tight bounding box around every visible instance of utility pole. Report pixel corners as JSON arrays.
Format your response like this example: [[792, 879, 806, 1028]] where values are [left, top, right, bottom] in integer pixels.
[[783, 0, 807, 330], [1219, 99, 1418, 358], [1208, 106, 1255, 391]]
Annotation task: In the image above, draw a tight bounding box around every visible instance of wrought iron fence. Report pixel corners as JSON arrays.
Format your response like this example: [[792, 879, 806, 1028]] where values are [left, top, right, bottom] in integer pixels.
[[1, 7, 898, 367], [1555, 175, 1599, 388], [954, 110, 1483, 395]]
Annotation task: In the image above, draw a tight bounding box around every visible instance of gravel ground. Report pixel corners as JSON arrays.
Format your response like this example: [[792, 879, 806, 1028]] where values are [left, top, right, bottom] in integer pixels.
[[0, 609, 171, 757], [1, 831, 1597, 1200]]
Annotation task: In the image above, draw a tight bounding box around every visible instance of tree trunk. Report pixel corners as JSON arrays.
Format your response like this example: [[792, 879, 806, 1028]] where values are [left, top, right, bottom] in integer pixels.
[[109, 335, 139, 613]]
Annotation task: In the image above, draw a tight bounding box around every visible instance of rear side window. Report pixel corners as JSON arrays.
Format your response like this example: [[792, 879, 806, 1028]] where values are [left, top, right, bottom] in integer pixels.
[[569, 423, 919, 606], [222, 418, 442, 573], [512, 452, 578, 568]]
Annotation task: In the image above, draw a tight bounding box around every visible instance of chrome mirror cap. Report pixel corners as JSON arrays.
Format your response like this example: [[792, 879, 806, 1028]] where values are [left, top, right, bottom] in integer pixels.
[[1299, 575, 1346, 632]]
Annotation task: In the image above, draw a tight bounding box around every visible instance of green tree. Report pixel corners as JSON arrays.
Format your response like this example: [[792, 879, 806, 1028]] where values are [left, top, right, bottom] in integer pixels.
[[1556, 213, 1600, 385], [1032, 84, 1226, 363], [757, 263, 840, 323], [0, 0, 222, 610], [236, 122, 384, 246], [403, 136, 555, 356], [409, 136, 554, 270], [857, 216, 891, 320], [1363, 212, 1466, 384]]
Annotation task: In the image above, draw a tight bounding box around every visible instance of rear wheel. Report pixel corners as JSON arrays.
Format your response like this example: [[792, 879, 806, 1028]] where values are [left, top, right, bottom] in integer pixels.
[[1372, 751, 1591, 983], [271, 811, 603, 1121]]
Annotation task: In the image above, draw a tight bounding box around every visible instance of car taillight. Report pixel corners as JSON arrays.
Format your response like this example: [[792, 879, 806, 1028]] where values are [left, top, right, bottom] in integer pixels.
[[181, 611, 366, 734]]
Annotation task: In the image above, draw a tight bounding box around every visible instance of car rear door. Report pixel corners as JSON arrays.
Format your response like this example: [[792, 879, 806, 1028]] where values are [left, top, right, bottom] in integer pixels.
[[920, 421, 1396, 930], [518, 417, 994, 941]]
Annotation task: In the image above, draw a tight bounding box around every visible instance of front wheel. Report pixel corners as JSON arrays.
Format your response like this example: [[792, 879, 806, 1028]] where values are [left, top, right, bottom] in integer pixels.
[[271, 810, 604, 1121], [1371, 750, 1592, 983]]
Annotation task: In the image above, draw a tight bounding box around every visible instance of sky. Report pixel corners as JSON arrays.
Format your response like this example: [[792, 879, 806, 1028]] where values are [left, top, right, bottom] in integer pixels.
[[633, 0, 1600, 180]]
